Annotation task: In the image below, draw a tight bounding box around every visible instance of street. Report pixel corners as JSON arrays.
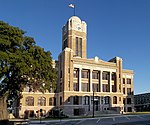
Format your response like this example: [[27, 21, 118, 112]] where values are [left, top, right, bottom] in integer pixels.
[[29, 114, 150, 125]]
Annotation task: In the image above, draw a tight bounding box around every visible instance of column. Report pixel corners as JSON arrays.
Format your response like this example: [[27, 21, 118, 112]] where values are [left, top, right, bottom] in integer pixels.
[[79, 68, 82, 91], [109, 72, 112, 93], [100, 71, 103, 92], [90, 69, 93, 92]]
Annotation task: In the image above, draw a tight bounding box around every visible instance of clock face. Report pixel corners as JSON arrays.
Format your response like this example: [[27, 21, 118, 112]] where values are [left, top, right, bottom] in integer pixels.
[[76, 24, 82, 31]]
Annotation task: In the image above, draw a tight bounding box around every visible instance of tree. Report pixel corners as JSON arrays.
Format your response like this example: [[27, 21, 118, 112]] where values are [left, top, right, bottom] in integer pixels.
[[0, 21, 57, 119]]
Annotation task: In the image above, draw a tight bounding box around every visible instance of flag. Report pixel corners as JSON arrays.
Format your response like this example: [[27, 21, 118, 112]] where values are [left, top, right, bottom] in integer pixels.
[[69, 4, 75, 8]]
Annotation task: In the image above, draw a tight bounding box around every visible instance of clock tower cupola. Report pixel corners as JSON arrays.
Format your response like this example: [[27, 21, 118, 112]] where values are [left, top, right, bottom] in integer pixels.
[[62, 16, 87, 58]]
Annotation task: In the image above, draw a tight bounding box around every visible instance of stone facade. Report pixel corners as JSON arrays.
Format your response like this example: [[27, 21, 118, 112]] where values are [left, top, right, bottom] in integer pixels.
[[57, 16, 134, 116], [18, 16, 134, 117]]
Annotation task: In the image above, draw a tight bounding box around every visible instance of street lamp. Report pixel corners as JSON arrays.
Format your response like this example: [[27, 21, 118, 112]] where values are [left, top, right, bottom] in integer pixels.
[[92, 91, 94, 118], [92, 91, 98, 118]]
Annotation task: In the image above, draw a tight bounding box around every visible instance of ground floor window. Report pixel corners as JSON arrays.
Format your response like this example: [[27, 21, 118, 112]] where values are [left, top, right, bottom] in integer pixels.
[[74, 109, 79, 116], [127, 107, 132, 112]]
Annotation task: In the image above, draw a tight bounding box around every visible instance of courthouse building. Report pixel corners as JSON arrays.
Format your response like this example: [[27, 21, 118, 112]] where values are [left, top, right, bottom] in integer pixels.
[[18, 16, 134, 117]]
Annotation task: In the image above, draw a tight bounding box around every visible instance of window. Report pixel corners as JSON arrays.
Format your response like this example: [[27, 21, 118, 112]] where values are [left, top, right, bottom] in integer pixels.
[[76, 37, 82, 57], [127, 107, 132, 112], [123, 98, 126, 104], [60, 70, 62, 78], [111, 73, 116, 80], [123, 88, 125, 94], [49, 97, 53, 106], [54, 97, 56, 106], [82, 83, 89, 92], [83, 96, 89, 105], [73, 83, 79, 91], [38, 97, 46, 106], [26, 96, 34, 106], [112, 85, 116, 92], [113, 96, 117, 104], [92, 71, 99, 79], [127, 88, 132, 95], [102, 72, 109, 80], [60, 83, 62, 92], [49, 97, 56, 106], [119, 97, 121, 101], [92, 84, 99, 92], [60, 96, 62, 105], [73, 96, 79, 105], [127, 98, 132, 104], [127, 78, 131, 84], [123, 78, 125, 84], [104, 96, 110, 104], [73, 69, 79, 78], [82, 70, 89, 78], [102, 84, 109, 92]]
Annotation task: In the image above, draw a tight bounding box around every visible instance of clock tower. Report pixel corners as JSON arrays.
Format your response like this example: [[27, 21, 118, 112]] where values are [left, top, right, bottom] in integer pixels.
[[62, 16, 87, 58]]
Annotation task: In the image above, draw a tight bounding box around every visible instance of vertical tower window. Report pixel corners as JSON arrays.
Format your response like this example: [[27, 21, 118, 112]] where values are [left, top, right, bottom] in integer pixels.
[[75, 37, 82, 57]]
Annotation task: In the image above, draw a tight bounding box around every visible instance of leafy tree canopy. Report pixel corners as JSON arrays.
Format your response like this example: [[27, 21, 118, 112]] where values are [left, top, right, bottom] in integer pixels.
[[0, 21, 57, 99]]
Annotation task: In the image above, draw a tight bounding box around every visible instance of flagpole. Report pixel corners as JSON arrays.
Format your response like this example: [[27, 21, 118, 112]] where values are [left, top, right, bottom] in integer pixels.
[[74, 6, 75, 16], [69, 4, 75, 16]]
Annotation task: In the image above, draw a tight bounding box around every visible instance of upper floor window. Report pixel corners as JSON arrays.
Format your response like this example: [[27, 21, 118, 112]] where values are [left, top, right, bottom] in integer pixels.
[[123, 88, 125, 94], [127, 88, 132, 95], [38, 97, 46, 106], [102, 72, 109, 80], [92, 71, 99, 79], [26, 96, 34, 106], [127, 98, 132, 104], [123, 78, 125, 84], [92, 84, 99, 92], [102, 84, 109, 92], [127, 78, 131, 84], [73, 69, 79, 78], [82, 83, 89, 92], [111, 73, 116, 80], [82, 70, 89, 78], [73, 83, 79, 91]]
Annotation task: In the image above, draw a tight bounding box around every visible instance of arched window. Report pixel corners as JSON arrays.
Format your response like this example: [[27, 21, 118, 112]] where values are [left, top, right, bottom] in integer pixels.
[[49, 97, 56, 106], [73, 96, 79, 105], [113, 96, 117, 104], [83, 96, 89, 105], [38, 97, 46, 106], [26, 96, 34, 106]]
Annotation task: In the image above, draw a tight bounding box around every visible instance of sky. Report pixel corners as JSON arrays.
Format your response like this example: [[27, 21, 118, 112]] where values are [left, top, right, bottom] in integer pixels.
[[0, 0, 150, 94]]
